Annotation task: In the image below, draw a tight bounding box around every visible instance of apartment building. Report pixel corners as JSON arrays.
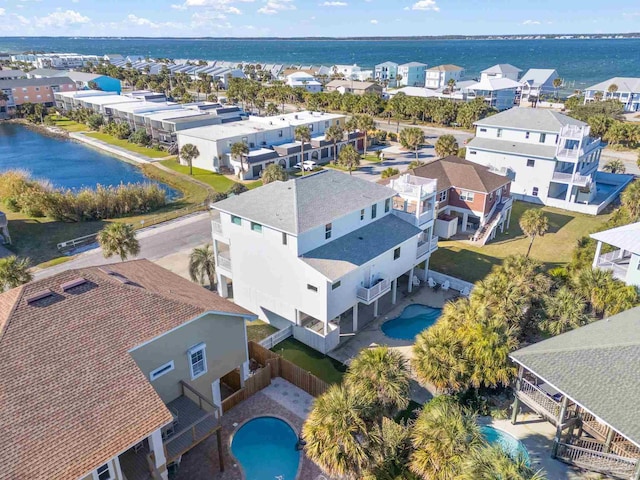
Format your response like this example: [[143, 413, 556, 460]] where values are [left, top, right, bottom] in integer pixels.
[[374, 61, 399, 86], [465, 108, 629, 214], [425, 64, 465, 89], [0, 260, 255, 480], [210, 169, 438, 353], [584, 77, 640, 112], [0, 77, 76, 117], [398, 62, 428, 87], [176, 111, 355, 179]]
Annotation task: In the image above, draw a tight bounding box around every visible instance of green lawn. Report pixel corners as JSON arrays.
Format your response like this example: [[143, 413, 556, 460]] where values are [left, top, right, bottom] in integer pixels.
[[362, 153, 382, 163], [160, 159, 238, 193], [50, 116, 88, 132], [429, 200, 610, 283], [246, 180, 263, 190], [271, 338, 346, 384], [246, 319, 278, 343], [85, 132, 168, 159]]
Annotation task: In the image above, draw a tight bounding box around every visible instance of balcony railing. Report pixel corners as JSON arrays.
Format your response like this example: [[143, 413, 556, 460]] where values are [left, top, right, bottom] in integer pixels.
[[211, 219, 223, 236], [430, 236, 439, 252], [391, 176, 437, 198], [217, 253, 231, 271], [556, 443, 637, 478], [516, 378, 561, 423], [416, 236, 439, 259], [357, 278, 391, 304], [551, 171, 592, 186]]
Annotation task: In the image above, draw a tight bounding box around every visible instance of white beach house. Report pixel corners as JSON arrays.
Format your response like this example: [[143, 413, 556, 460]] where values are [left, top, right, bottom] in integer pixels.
[[584, 77, 640, 112], [210, 169, 439, 353], [465, 108, 631, 214], [285, 71, 322, 92], [466, 77, 522, 111], [425, 64, 465, 89], [519, 69, 560, 104], [480, 64, 522, 82], [591, 223, 640, 287], [397, 62, 428, 87]]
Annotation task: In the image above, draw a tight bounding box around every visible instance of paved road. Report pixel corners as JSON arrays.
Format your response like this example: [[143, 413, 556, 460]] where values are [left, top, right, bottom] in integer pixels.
[[375, 121, 474, 146], [600, 147, 640, 176], [34, 212, 214, 280]]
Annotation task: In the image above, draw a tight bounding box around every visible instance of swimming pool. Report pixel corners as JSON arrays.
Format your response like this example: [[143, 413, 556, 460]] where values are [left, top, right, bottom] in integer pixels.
[[231, 416, 301, 480], [381, 304, 442, 340], [481, 426, 530, 464]]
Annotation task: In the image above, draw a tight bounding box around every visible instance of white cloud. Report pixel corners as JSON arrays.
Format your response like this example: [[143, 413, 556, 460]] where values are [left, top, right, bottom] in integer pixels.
[[35, 9, 90, 28], [191, 10, 228, 25], [126, 13, 158, 27], [320, 1, 347, 5], [411, 0, 439, 11], [182, 0, 251, 14], [522, 19, 541, 25], [0, 8, 5, 16], [370, 19, 378, 23], [257, 0, 295, 14], [171, 3, 187, 9]]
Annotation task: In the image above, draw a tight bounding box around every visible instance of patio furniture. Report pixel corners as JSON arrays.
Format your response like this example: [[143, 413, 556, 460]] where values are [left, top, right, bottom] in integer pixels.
[[412, 275, 421, 287], [442, 280, 450, 291], [162, 408, 179, 439], [461, 287, 470, 296], [428, 277, 437, 288]]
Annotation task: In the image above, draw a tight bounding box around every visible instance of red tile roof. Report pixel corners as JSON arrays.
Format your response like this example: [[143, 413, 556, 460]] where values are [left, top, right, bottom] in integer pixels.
[[0, 260, 253, 480]]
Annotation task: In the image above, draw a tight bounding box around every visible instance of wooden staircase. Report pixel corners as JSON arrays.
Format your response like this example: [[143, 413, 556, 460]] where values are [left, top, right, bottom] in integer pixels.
[[472, 199, 508, 246]]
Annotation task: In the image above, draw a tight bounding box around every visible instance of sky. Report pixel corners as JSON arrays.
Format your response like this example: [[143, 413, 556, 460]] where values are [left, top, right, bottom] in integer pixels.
[[0, 0, 638, 37]]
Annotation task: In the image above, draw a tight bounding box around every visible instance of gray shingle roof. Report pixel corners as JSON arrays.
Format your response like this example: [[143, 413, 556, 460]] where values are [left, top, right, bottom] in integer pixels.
[[474, 107, 585, 132], [510, 307, 640, 447], [520, 69, 558, 87], [467, 136, 558, 159], [482, 64, 522, 74], [301, 214, 422, 280], [590, 222, 640, 255], [0, 76, 74, 89], [585, 77, 640, 94], [213, 169, 395, 235]]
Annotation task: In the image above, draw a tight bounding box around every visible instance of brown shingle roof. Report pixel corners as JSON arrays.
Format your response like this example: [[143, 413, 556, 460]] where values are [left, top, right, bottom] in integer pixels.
[[0, 260, 253, 480]]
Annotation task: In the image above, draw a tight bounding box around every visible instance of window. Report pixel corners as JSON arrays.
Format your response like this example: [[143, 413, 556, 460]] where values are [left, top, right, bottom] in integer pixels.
[[497, 129, 503, 138], [150, 361, 175, 381], [332, 281, 341, 290], [438, 190, 448, 202], [251, 222, 263, 233], [35, 87, 40, 91], [371, 204, 377, 219], [325, 121, 329, 128], [394, 247, 401, 260], [460, 191, 475, 202], [188, 344, 207, 380], [469, 150, 477, 155], [278, 130, 283, 137], [532, 187, 539, 197], [360, 209, 365, 221], [282, 232, 288, 245], [22, 88, 27, 92], [479, 128, 487, 133], [539, 133, 546, 143], [325, 222, 332, 239], [96, 464, 113, 480], [231, 215, 242, 226], [307, 284, 318, 292], [527, 159, 535, 167], [385, 198, 391, 213]]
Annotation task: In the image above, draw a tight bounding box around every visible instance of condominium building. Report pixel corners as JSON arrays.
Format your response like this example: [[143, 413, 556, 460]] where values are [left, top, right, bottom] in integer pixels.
[[210, 169, 439, 353], [0, 77, 76, 118]]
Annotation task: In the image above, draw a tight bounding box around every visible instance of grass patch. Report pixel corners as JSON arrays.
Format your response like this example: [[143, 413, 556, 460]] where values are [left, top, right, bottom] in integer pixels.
[[36, 256, 74, 269], [246, 319, 278, 343], [141, 163, 210, 204], [246, 180, 263, 190], [395, 400, 422, 424], [324, 163, 352, 172], [85, 132, 168, 159], [362, 153, 382, 163], [271, 338, 346, 384], [160, 159, 238, 193], [429, 200, 610, 283], [50, 116, 88, 132]]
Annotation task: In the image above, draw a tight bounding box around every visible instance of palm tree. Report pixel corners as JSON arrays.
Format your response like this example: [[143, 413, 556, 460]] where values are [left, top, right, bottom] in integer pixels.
[[179, 143, 199, 176], [447, 78, 456, 97], [409, 396, 484, 480], [408, 160, 425, 170], [294, 125, 311, 176], [261, 163, 288, 184], [97, 223, 140, 261], [325, 124, 344, 163], [571, 267, 612, 316], [230, 141, 249, 179], [344, 346, 410, 419], [302, 384, 373, 480], [266, 102, 279, 116], [621, 180, 640, 221], [188, 244, 216, 288], [602, 159, 626, 174], [381, 167, 400, 179], [542, 286, 591, 335], [355, 114, 375, 157], [399, 127, 425, 160], [0, 256, 33, 291], [553, 77, 563, 100], [607, 83, 619, 99], [434, 134, 459, 158], [459, 444, 547, 480], [338, 144, 361, 175], [519, 209, 549, 257]]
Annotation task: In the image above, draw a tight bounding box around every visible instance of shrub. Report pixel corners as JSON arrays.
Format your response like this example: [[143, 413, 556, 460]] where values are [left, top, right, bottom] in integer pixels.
[[128, 129, 152, 147], [87, 114, 104, 131], [227, 183, 248, 195]]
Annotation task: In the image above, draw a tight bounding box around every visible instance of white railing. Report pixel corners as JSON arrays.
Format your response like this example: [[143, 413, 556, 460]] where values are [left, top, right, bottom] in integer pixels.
[[560, 124, 587, 140], [598, 249, 625, 264], [556, 443, 637, 478], [216, 254, 232, 271], [417, 209, 434, 225], [211, 219, 223, 236], [556, 148, 580, 160], [391, 176, 437, 198], [259, 325, 293, 349], [430, 236, 439, 252], [357, 278, 391, 303], [293, 322, 339, 354], [552, 171, 591, 186], [393, 208, 434, 227], [518, 378, 561, 420], [416, 241, 430, 259], [426, 271, 474, 295]]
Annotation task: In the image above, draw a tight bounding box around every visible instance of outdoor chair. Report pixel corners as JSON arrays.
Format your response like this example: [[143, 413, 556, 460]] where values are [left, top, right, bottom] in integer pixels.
[[427, 277, 437, 288], [442, 280, 450, 291]]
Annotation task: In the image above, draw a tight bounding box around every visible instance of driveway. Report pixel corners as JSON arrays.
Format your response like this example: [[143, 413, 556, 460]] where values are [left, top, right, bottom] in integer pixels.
[[350, 144, 438, 182]]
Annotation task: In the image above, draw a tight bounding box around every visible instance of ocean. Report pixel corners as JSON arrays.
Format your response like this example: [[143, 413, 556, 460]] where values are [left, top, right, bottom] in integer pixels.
[[1, 37, 639, 89]]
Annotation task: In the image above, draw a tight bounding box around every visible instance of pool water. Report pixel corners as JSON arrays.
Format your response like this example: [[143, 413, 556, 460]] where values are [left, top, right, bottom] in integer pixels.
[[481, 426, 530, 464], [381, 304, 442, 340], [231, 416, 300, 480]]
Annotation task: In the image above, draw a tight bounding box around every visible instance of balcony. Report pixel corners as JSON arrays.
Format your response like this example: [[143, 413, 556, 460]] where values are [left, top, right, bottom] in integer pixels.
[[357, 278, 391, 304], [393, 208, 434, 227], [216, 252, 232, 271], [390, 174, 437, 198], [211, 218, 223, 237], [416, 236, 438, 259], [595, 249, 630, 281], [551, 171, 592, 187]]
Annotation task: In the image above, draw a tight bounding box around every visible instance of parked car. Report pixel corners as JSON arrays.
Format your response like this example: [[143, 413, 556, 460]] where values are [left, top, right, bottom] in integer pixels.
[[294, 161, 317, 171]]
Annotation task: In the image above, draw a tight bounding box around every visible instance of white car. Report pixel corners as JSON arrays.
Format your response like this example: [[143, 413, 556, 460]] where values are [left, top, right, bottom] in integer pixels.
[[294, 160, 317, 171]]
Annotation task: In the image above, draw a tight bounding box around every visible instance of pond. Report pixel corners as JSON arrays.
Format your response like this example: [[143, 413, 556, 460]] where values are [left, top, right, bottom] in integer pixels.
[[0, 123, 177, 197]]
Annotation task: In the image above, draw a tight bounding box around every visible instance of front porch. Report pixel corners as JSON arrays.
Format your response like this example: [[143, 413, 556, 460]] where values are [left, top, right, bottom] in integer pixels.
[[512, 367, 640, 479]]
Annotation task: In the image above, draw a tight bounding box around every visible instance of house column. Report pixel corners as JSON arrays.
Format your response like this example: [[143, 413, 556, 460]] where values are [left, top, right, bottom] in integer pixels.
[[391, 278, 398, 305], [604, 427, 616, 453], [212, 379, 222, 416], [352, 303, 359, 332], [633, 459, 640, 480], [462, 212, 469, 231], [407, 267, 415, 293], [216, 273, 229, 298], [240, 361, 249, 387], [592, 241, 603, 269], [148, 429, 168, 480], [511, 365, 524, 424], [373, 299, 379, 317], [551, 396, 570, 458]]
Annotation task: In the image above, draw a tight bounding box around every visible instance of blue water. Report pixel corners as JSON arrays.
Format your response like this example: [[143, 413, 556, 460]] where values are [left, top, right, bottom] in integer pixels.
[[0, 123, 176, 196], [231, 416, 300, 480], [2, 38, 640, 88], [381, 304, 442, 340], [481, 426, 530, 464]]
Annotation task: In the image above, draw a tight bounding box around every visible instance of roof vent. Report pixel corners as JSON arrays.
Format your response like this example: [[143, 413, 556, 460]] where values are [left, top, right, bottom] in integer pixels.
[[98, 267, 114, 275], [61, 277, 88, 292], [26, 289, 54, 305], [113, 275, 133, 285]]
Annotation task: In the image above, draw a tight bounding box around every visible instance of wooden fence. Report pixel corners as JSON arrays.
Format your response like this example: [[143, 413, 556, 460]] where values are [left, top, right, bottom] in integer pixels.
[[221, 363, 271, 413], [221, 368, 242, 392]]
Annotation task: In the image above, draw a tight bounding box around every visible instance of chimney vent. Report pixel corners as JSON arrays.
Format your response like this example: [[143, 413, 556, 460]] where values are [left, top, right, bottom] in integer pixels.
[[61, 277, 88, 292], [26, 289, 54, 305]]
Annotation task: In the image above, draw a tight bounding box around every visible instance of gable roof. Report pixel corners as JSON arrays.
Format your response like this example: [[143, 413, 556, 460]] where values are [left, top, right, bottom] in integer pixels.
[[325, 79, 380, 90], [213, 169, 395, 235], [0, 260, 253, 480], [398, 156, 510, 193], [510, 307, 640, 447], [427, 64, 464, 72], [585, 77, 640, 94], [590, 222, 640, 255], [520, 68, 558, 87], [481, 64, 522, 74], [473, 107, 585, 132], [466, 136, 558, 159], [468, 77, 522, 92]]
